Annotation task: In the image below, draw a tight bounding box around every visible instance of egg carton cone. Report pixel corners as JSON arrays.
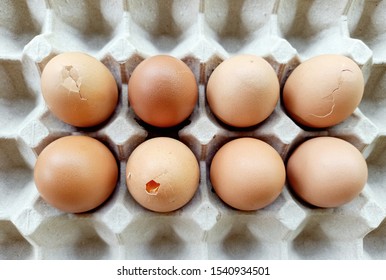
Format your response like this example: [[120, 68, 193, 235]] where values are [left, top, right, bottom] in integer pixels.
[[1, 0, 386, 260]]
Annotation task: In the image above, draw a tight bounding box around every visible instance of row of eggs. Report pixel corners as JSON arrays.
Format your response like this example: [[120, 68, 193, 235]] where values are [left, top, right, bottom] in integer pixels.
[[34, 52, 368, 213], [41, 52, 364, 130], [34, 134, 367, 213]]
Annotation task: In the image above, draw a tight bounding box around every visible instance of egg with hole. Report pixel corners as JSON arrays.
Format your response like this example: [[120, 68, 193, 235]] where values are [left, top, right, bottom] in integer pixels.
[[126, 137, 200, 212]]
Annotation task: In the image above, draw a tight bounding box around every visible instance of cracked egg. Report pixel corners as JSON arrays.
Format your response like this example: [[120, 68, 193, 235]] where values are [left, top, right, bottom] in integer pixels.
[[41, 52, 118, 127], [125, 137, 200, 213], [283, 54, 364, 128]]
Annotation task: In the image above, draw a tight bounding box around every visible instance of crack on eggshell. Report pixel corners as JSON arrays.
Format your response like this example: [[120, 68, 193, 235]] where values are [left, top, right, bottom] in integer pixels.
[[61, 65, 87, 100], [166, 181, 176, 203], [310, 69, 353, 118]]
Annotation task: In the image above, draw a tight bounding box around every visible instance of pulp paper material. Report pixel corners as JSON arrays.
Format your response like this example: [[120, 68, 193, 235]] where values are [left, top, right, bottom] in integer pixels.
[[0, 0, 386, 260]]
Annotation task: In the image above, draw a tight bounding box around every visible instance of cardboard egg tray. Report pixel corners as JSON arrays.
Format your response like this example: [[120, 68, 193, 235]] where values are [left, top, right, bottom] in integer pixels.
[[1, 0, 386, 260]]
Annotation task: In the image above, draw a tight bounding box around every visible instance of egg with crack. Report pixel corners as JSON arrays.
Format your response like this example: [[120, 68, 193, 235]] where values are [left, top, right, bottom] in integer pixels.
[[40, 52, 118, 127], [126, 137, 200, 212], [283, 54, 364, 128]]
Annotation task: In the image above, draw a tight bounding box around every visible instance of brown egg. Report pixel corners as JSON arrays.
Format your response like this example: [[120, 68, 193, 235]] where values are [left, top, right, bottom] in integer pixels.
[[126, 137, 200, 212], [41, 52, 118, 127], [210, 138, 285, 211], [34, 135, 118, 213], [206, 55, 279, 127], [283, 54, 364, 128], [128, 55, 198, 128], [286, 137, 368, 208]]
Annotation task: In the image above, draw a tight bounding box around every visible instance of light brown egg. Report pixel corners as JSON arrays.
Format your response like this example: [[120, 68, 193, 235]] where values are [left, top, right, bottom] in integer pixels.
[[128, 55, 198, 128], [41, 52, 118, 127], [126, 137, 200, 212], [283, 54, 364, 128], [286, 136, 368, 208], [206, 54, 279, 128], [34, 135, 118, 213], [210, 137, 285, 211]]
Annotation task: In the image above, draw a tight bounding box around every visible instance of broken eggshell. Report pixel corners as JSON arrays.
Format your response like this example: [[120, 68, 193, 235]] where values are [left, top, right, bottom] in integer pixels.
[[125, 137, 200, 213], [40, 52, 118, 127], [282, 54, 364, 128]]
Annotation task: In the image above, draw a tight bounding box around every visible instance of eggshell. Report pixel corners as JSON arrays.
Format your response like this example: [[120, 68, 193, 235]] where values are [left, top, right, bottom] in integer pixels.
[[283, 54, 364, 128], [126, 137, 200, 212], [34, 135, 118, 213], [206, 54, 279, 128], [41, 52, 118, 127], [128, 55, 198, 128], [286, 136, 368, 208], [210, 137, 286, 211]]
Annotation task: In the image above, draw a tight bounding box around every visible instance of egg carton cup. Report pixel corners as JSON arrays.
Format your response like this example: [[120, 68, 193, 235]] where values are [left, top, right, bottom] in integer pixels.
[[1, 0, 386, 260]]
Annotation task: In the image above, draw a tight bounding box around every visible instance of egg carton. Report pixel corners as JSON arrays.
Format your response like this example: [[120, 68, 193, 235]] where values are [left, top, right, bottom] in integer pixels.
[[1, 0, 386, 260]]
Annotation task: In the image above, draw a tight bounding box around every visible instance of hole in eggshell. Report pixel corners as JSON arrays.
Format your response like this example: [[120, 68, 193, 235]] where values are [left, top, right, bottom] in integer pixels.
[[146, 180, 160, 195]]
